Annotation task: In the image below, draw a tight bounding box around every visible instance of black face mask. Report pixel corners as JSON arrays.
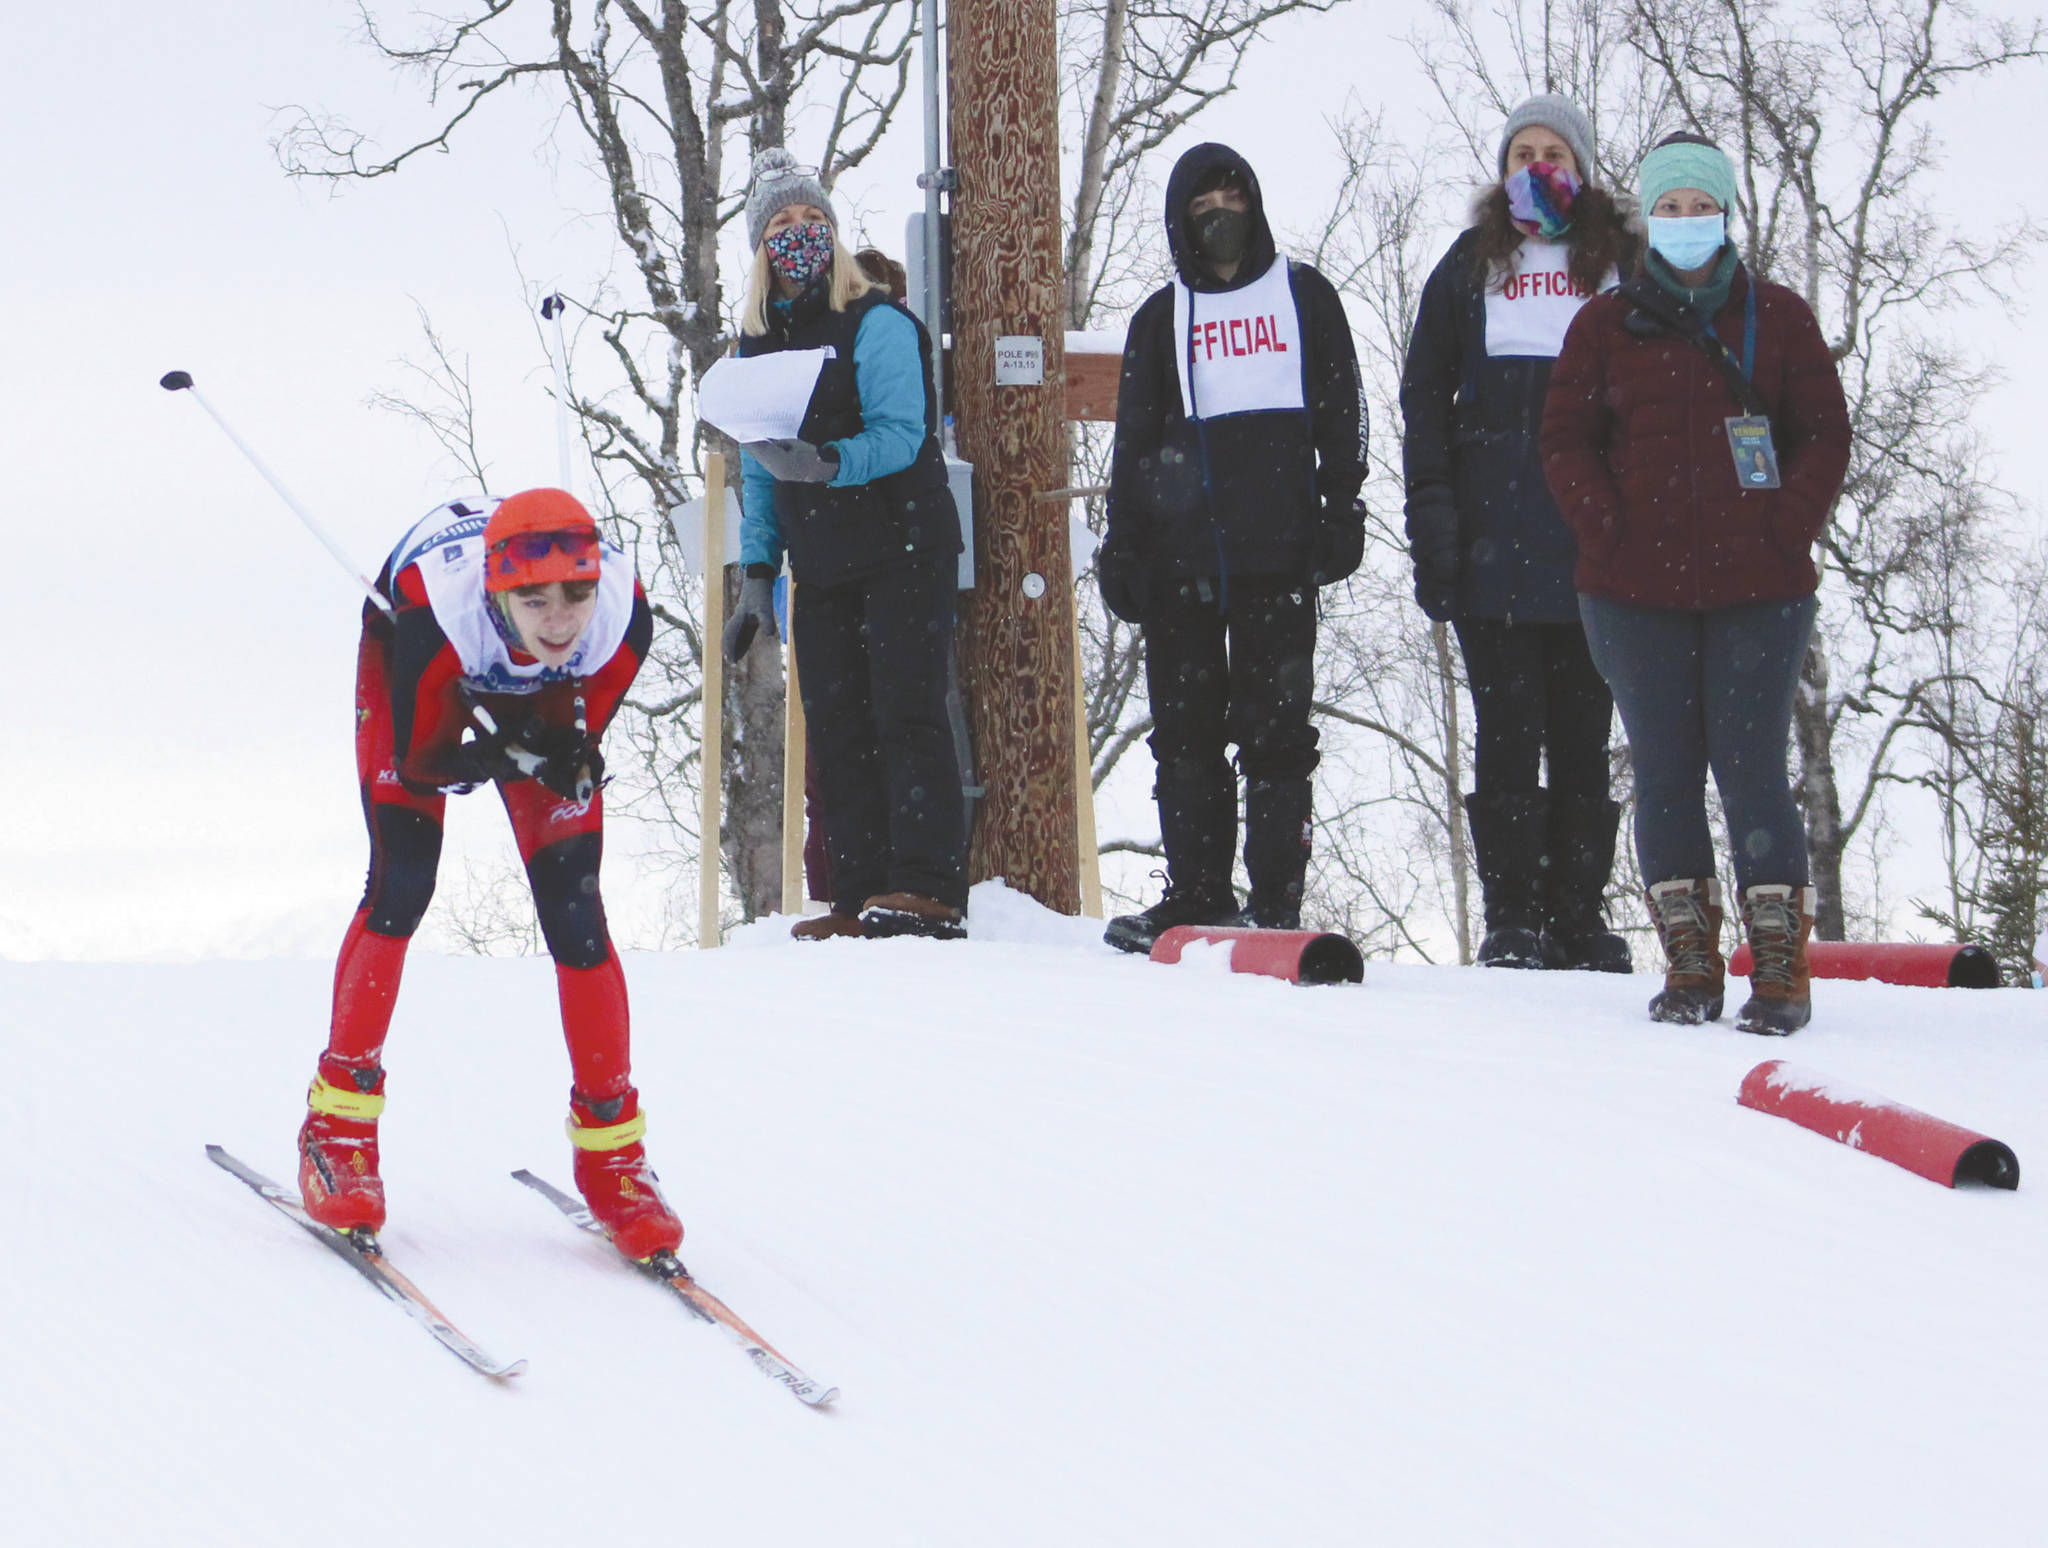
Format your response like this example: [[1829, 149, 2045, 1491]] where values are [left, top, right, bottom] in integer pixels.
[[1192, 206, 1251, 267]]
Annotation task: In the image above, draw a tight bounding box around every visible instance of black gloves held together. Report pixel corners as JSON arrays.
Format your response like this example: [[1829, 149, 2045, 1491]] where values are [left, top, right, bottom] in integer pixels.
[[526, 724, 604, 800], [455, 717, 601, 799]]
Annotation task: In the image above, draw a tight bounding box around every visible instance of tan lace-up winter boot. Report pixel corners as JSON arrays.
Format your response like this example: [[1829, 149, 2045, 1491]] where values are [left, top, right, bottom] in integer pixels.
[[1735, 884, 1816, 1035], [1646, 877, 1725, 1024], [791, 910, 867, 941]]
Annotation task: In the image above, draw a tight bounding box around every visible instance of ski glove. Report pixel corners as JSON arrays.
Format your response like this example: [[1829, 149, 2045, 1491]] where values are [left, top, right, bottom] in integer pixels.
[[1096, 539, 1151, 625], [1312, 497, 1367, 587], [447, 719, 533, 789], [745, 438, 841, 484], [535, 734, 603, 802], [724, 573, 778, 661], [452, 718, 601, 799]]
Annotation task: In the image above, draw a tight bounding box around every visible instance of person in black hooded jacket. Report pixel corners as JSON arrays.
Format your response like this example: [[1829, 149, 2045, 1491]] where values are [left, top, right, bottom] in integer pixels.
[[1400, 95, 1640, 973], [1098, 143, 1366, 951]]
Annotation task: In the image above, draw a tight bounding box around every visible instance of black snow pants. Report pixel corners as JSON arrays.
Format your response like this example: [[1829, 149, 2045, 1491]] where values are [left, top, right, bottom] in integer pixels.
[[793, 552, 968, 914], [1141, 575, 1319, 907]]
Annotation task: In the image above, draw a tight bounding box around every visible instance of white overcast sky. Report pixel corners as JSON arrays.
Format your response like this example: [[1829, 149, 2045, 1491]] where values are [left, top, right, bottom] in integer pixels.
[[6, 1, 2043, 958]]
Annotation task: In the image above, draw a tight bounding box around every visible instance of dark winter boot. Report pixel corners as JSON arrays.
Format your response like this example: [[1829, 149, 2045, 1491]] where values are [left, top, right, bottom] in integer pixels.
[[1232, 777, 1313, 930], [1104, 876, 1242, 953], [1646, 877, 1725, 1024], [1734, 884, 1816, 1035], [298, 1053, 387, 1234], [1464, 791, 1549, 968], [859, 892, 967, 941], [569, 1086, 684, 1262], [1105, 763, 1239, 953], [1541, 794, 1632, 973]]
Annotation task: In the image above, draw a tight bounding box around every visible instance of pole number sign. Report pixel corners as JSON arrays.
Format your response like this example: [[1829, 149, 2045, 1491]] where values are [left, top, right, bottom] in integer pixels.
[[994, 335, 1045, 386]]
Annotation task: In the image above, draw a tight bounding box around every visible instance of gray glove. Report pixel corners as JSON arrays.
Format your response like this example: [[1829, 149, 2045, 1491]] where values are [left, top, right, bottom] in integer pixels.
[[745, 438, 840, 484], [723, 573, 778, 660]]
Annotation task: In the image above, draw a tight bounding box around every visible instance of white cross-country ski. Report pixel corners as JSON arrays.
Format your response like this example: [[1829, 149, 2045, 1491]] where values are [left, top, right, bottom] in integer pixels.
[[510, 1168, 839, 1407], [207, 1145, 526, 1380]]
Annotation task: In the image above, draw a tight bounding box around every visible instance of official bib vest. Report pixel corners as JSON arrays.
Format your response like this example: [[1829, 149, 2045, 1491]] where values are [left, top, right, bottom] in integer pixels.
[[1482, 238, 1612, 358], [385, 499, 634, 694], [1172, 255, 1307, 420]]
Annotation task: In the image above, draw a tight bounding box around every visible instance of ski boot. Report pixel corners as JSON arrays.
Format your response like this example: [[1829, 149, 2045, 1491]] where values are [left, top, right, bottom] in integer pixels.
[[298, 1054, 387, 1234], [569, 1086, 684, 1261], [1646, 877, 1725, 1024]]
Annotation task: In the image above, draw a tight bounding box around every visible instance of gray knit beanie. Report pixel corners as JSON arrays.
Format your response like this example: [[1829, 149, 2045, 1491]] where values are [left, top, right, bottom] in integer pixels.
[[1498, 93, 1595, 179], [745, 148, 837, 251]]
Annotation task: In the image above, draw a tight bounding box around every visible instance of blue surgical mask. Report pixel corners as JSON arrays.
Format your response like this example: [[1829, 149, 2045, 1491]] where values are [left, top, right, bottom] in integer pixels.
[[1647, 213, 1727, 270]]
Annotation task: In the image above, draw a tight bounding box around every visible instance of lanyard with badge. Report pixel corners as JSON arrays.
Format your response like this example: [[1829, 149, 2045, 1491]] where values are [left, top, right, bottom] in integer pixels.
[[1705, 283, 1781, 490]]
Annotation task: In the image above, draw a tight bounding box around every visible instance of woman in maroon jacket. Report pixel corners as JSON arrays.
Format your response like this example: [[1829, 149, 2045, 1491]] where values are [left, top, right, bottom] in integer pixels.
[[1541, 133, 1850, 1034]]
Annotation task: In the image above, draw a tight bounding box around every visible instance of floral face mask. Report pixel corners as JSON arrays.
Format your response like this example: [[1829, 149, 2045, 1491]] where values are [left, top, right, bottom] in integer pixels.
[[767, 221, 835, 288]]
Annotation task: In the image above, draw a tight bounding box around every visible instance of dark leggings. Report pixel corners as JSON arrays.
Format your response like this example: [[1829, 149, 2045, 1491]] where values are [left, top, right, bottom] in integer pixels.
[[1579, 593, 1817, 891], [1453, 618, 1613, 800]]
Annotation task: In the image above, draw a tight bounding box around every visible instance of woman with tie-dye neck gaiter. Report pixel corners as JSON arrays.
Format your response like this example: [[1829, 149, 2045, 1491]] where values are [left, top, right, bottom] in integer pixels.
[[1400, 94, 1642, 974]]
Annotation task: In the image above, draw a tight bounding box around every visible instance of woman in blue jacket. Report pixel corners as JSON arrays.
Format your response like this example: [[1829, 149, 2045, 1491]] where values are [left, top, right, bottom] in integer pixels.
[[1400, 95, 1641, 972], [722, 149, 967, 940]]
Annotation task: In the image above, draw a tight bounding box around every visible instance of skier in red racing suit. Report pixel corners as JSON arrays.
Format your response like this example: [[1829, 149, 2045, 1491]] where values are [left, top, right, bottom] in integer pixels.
[[296, 487, 683, 1261]]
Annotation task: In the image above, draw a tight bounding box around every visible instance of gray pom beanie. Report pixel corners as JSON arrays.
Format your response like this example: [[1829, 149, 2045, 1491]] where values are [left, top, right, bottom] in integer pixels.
[[745, 149, 836, 251], [1498, 94, 1595, 179]]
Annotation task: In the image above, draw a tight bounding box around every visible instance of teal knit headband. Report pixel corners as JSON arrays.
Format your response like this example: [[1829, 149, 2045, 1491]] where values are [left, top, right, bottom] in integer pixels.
[[1638, 141, 1737, 213]]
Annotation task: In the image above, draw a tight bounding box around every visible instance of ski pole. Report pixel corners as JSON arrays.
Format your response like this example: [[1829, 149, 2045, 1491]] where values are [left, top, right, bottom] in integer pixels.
[[539, 295, 576, 494], [159, 369, 394, 619], [573, 690, 595, 805]]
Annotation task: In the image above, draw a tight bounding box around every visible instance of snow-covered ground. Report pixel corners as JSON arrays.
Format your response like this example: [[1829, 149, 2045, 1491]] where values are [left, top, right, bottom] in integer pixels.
[[6, 882, 2044, 1546]]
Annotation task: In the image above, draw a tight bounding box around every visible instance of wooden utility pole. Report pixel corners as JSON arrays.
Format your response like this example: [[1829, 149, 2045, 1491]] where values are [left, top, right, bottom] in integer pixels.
[[948, 0, 1079, 912]]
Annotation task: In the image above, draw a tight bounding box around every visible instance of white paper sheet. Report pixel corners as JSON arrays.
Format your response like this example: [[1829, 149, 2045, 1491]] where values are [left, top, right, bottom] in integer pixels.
[[696, 348, 833, 443], [667, 491, 746, 576]]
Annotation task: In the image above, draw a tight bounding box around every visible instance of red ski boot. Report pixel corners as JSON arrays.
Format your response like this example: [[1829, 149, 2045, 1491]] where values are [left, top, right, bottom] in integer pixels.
[[298, 1055, 387, 1233], [568, 1086, 683, 1261]]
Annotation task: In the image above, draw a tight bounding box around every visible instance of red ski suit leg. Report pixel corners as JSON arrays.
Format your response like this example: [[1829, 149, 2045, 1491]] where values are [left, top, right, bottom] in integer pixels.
[[324, 627, 634, 1099], [326, 629, 446, 1071], [498, 777, 632, 1103]]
